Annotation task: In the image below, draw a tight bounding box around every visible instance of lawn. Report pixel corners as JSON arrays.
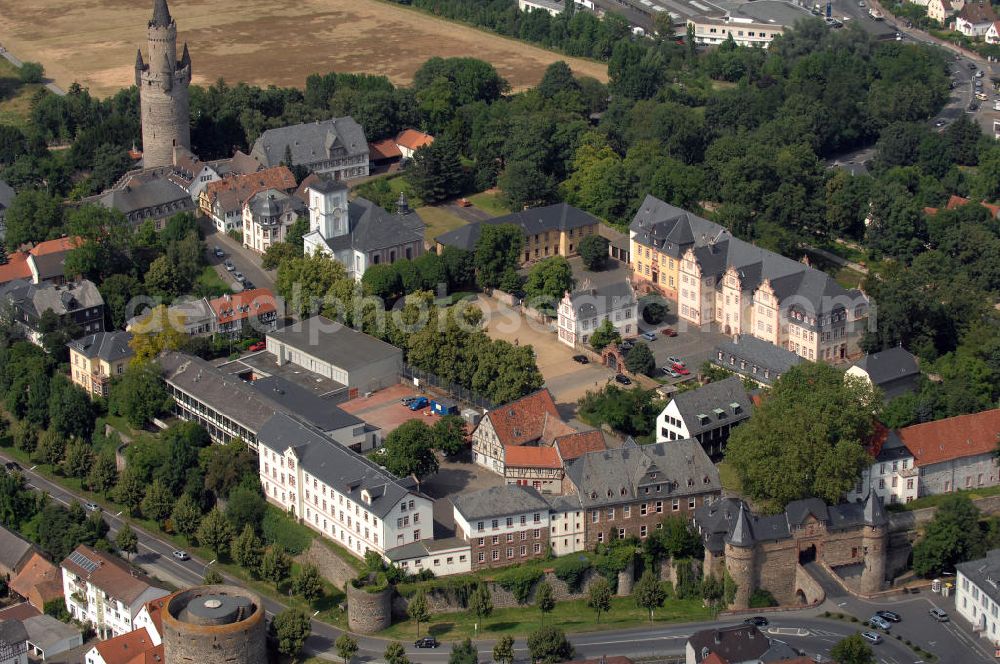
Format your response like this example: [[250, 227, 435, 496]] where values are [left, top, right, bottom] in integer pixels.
[[417, 206, 468, 241], [0, 58, 45, 129], [195, 265, 231, 297], [716, 461, 742, 494], [834, 266, 865, 289], [886, 484, 1000, 512], [379, 594, 713, 640], [467, 191, 511, 217]]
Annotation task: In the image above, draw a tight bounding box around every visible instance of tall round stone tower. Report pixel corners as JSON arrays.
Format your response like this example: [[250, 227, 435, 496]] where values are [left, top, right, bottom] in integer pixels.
[[162, 585, 266, 664], [859, 490, 888, 594], [135, 0, 191, 168], [724, 502, 757, 610]]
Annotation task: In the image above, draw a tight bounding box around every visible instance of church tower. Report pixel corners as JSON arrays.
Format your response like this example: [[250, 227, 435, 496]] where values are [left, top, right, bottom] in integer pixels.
[[135, 0, 191, 168]]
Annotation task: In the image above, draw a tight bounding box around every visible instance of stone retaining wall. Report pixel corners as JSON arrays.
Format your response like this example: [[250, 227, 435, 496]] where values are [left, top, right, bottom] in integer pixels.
[[299, 539, 359, 590]]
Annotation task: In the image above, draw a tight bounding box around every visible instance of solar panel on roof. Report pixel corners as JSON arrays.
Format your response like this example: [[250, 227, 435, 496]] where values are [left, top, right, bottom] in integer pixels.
[[69, 550, 98, 573]]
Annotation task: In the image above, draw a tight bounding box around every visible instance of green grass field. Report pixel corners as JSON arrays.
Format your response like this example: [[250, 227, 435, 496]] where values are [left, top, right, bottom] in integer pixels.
[[0, 58, 44, 129], [716, 461, 742, 494], [887, 484, 1000, 512], [467, 191, 511, 216], [417, 206, 468, 241], [379, 594, 713, 640]]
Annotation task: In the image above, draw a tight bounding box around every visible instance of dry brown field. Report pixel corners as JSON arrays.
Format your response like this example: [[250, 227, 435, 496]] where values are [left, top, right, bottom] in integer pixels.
[[0, 0, 607, 98]]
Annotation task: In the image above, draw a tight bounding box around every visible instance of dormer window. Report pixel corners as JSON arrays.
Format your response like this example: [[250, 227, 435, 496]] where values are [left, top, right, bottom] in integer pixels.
[[620, 487, 627, 496], [731, 402, 742, 415]]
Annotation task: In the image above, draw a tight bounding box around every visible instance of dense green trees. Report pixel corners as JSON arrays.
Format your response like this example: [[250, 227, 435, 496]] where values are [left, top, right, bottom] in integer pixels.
[[830, 634, 876, 664], [724, 363, 880, 509], [625, 342, 655, 376], [913, 494, 988, 577], [474, 224, 523, 290], [587, 319, 620, 351], [578, 385, 662, 438], [523, 256, 574, 312], [381, 419, 439, 479]]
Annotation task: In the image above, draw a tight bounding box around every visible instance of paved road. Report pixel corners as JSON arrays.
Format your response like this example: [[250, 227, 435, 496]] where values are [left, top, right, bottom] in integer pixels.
[[2, 449, 991, 662], [199, 216, 277, 295]]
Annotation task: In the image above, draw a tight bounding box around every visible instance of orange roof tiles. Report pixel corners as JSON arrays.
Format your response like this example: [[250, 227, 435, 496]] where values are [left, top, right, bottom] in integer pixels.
[[395, 129, 434, 151], [29, 236, 82, 256], [93, 628, 158, 664], [554, 430, 606, 461], [0, 602, 40, 622], [504, 445, 561, 469], [142, 596, 167, 640], [900, 408, 1000, 467], [369, 139, 402, 161], [125, 644, 164, 664], [540, 413, 575, 444], [205, 166, 296, 213], [9, 553, 60, 608], [0, 253, 31, 284], [208, 288, 277, 325], [485, 389, 561, 447]]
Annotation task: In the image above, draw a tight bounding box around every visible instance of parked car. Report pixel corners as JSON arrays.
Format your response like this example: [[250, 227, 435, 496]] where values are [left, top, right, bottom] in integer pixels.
[[572, 355, 590, 364], [457, 198, 472, 207], [414, 637, 439, 648], [744, 616, 769, 627], [401, 396, 419, 405], [213, 246, 224, 258], [242, 280, 255, 291], [84, 502, 101, 512], [614, 374, 632, 385], [4, 462, 21, 473], [860, 631, 882, 645], [408, 397, 429, 411], [662, 327, 678, 337], [661, 367, 681, 378], [869, 615, 891, 630], [968, 62, 978, 69], [619, 339, 635, 352], [976, 69, 984, 78], [248, 341, 266, 352], [224, 259, 235, 271], [640, 332, 657, 342], [233, 272, 245, 283], [172, 551, 191, 561], [929, 608, 949, 622], [934, 119, 947, 127], [875, 610, 901, 623], [968, 102, 980, 113], [672, 363, 691, 376], [667, 356, 685, 367]]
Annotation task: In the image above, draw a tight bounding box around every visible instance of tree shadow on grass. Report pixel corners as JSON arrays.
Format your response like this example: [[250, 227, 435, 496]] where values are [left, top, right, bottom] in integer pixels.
[[428, 622, 454, 637], [0, 77, 20, 102], [484, 621, 519, 632]]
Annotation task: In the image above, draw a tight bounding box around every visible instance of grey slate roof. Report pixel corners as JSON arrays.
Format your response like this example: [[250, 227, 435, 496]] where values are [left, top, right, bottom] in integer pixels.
[[0, 526, 33, 572], [725, 503, 754, 548], [251, 117, 368, 168], [307, 197, 424, 254], [0, 618, 27, 647], [851, 347, 920, 395], [266, 316, 402, 373], [91, 176, 194, 219], [669, 376, 752, 437], [875, 430, 912, 463], [713, 334, 803, 385], [957, 550, 1000, 608], [249, 375, 362, 433], [1, 279, 104, 318], [257, 413, 416, 518], [21, 614, 80, 652], [246, 189, 304, 220], [863, 489, 888, 527], [28, 252, 67, 281], [687, 624, 770, 664], [547, 494, 583, 513], [569, 280, 636, 319], [0, 179, 14, 212], [630, 195, 858, 316], [694, 498, 790, 553], [452, 485, 550, 521], [564, 439, 720, 509], [435, 203, 599, 251], [67, 331, 133, 363]]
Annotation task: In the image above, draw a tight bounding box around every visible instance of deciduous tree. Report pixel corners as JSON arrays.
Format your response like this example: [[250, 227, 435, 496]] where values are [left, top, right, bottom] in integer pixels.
[[196, 508, 235, 559], [335, 634, 358, 664], [384, 642, 410, 664], [382, 419, 439, 479], [116, 525, 138, 561], [587, 578, 612, 623], [492, 635, 515, 664], [274, 609, 312, 659], [259, 544, 292, 589], [408, 591, 430, 637], [170, 493, 203, 539], [913, 494, 986, 577], [527, 625, 574, 664], [524, 256, 574, 313], [536, 580, 555, 619], [588, 319, 620, 351], [830, 634, 875, 664], [625, 342, 655, 376], [634, 571, 666, 622], [578, 234, 609, 271], [474, 224, 523, 290]]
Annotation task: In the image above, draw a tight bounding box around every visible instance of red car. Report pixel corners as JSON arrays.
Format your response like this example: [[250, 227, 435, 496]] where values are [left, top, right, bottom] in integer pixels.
[[662, 327, 678, 337], [248, 341, 266, 352], [672, 362, 690, 376]]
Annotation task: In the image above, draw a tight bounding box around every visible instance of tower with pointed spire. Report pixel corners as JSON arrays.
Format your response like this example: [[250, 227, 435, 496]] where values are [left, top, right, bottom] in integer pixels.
[[859, 489, 888, 594], [724, 502, 757, 610], [135, 0, 191, 168]]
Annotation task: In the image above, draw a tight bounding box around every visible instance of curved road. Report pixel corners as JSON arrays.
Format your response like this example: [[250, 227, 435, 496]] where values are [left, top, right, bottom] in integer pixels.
[[3, 450, 990, 663]]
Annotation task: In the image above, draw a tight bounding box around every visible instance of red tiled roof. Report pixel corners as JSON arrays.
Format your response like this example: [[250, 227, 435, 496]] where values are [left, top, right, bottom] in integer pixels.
[[0, 253, 31, 284], [900, 408, 1000, 467], [61, 544, 160, 606], [940, 195, 1000, 217], [369, 139, 402, 161], [142, 597, 167, 641], [0, 602, 40, 622], [125, 644, 164, 664], [485, 389, 561, 447], [293, 172, 323, 204], [205, 166, 296, 213], [504, 445, 561, 469], [540, 413, 575, 444], [959, 0, 998, 22], [29, 236, 82, 256], [395, 129, 434, 151], [208, 288, 277, 325], [94, 628, 158, 664], [946, 195, 971, 209], [9, 553, 59, 606], [554, 430, 606, 461], [701, 655, 728, 664]]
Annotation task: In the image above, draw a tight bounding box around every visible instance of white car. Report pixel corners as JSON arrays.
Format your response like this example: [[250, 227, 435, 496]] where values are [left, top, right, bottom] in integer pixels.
[[172, 550, 190, 561], [667, 356, 685, 367]]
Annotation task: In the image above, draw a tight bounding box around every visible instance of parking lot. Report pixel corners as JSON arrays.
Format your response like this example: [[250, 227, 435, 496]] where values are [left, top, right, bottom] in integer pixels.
[[339, 383, 443, 433], [635, 309, 730, 386]]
